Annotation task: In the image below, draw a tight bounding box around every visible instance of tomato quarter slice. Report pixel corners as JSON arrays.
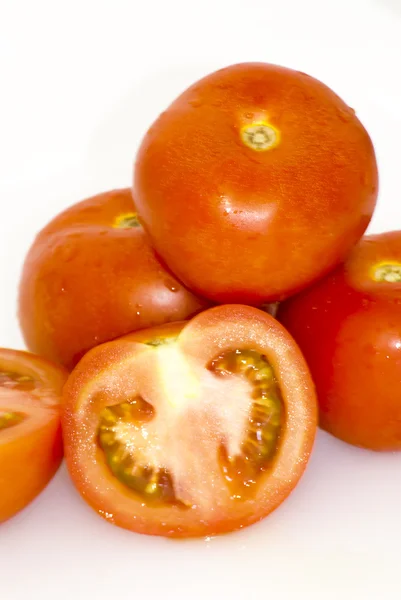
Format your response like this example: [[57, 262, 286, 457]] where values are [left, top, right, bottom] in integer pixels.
[[0, 349, 67, 523], [63, 305, 317, 538]]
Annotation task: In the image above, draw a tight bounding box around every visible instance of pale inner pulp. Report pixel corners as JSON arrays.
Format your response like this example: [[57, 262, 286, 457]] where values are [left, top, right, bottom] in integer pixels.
[[98, 343, 283, 508]]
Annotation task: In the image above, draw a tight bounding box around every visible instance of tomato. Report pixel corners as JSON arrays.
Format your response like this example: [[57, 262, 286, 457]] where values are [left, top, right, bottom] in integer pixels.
[[278, 231, 401, 451], [0, 348, 67, 523], [63, 304, 317, 538], [19, 188, 210, 371], [133, 62, 378, 305]]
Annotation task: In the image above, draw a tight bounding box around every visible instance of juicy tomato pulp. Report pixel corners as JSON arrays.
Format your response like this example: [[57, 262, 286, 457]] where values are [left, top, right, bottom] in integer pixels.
[[279, 231, 401, 451], [0, 349, 67, 522], [133, 62, 378, 305], [63, 305, 317, 538], [19, 188, 210, 371]]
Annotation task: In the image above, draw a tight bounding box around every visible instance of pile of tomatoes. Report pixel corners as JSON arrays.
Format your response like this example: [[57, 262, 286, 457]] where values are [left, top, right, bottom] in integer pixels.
[[2, 62, 399, 538]]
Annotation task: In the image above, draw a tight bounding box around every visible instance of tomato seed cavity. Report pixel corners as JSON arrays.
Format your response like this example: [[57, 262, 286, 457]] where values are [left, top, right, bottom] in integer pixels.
[[0, 411, 25, 431], [0, 371, 35, 392], [209, 349, 283, 494], [98, 398, 178, 504], [144, 336, 177, 347]]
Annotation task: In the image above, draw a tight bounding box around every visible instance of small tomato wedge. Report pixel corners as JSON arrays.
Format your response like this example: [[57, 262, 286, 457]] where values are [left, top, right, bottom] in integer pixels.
[[279, 231, 401, 451], [0, 349, 67, 523], [63, 305, 317, 538], [19, 188, 210, 371]]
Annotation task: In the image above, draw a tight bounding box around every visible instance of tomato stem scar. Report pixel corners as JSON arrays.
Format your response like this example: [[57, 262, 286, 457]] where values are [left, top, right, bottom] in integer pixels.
[[114, 213, 141, 229], [240, 122, 280, 151], [372, 263, 401, 283]]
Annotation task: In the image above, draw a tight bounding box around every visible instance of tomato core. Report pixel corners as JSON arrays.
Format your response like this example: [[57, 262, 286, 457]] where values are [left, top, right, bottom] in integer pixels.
[[113, 212, 141, 229]]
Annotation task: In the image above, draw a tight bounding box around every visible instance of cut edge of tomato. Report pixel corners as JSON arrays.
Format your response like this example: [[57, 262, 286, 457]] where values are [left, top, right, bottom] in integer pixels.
[[63, 305, 317, 538], [0, 348, 68, 401]]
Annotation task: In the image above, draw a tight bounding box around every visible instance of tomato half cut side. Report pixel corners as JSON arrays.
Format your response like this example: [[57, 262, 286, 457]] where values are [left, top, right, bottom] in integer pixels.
[[0, 349, 67, 523], [63, 305, 317, 538]]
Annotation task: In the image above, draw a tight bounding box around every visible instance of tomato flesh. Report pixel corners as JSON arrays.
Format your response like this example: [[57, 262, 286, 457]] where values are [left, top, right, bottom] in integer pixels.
[[0, 349, 67, 523], [63, 305, 317, 537]]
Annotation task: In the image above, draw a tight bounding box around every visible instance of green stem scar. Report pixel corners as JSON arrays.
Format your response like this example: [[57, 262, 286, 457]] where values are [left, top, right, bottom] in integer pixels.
[[372, 263, 401, 283], [114, 213, 141, 229], [240, 122, 280, 152]]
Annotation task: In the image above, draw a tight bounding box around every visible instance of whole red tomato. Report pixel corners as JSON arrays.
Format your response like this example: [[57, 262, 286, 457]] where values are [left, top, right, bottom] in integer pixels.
[[63, 305, 317, 538], [278, 231, 401, 451], [19, 189, 209, 370], [133, 62, 378, 305]]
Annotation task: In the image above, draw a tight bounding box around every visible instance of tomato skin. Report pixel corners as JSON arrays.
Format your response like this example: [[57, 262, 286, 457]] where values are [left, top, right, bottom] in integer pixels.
[[18, 189, 210, 371], [0, 349, 67, 523], [63, 305, 317, 538], [133, 62, 378, 304], [278, 231, 401, 451]]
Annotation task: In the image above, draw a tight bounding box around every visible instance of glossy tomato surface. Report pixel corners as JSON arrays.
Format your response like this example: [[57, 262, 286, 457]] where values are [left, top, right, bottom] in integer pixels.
[[63, 304, 317, 538], [279, 231, 401, 451], [133, 62, 378, 305], [0, 348, 67, 523], [19, 188, 209, 371]]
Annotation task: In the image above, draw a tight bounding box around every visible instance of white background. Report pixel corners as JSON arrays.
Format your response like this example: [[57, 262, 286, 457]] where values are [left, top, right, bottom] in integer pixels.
[[1, 0, 401, 598]]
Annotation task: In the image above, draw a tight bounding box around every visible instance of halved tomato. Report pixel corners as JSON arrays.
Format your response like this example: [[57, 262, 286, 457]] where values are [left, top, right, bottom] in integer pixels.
[[63, 305, 317, 538], [0, 349, 67, 523]]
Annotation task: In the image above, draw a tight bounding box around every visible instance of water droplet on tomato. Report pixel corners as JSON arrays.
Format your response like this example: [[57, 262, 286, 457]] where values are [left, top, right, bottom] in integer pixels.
[[164, 279, 180, 292]]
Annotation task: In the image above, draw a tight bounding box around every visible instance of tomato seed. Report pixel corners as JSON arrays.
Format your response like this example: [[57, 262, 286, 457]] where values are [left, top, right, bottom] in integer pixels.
[[209, 349, 283, 495], [0, 370, 35, 392], [98, 399, 178, 505], [0, 411, 25, 431]]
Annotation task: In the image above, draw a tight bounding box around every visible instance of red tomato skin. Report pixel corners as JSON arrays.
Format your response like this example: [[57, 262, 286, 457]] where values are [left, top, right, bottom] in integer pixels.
[[278, 232, 401, 451], [133, 62, 378, 304], [0, 349, 67, 522], [18, 188, 210, 371]]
